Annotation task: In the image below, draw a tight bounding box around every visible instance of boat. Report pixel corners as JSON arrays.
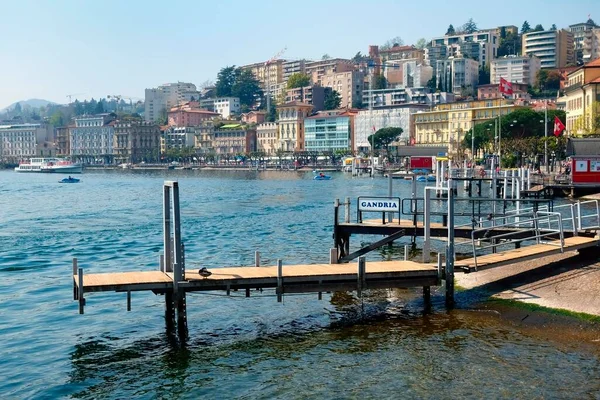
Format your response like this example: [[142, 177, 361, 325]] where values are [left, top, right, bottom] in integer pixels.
[[416, 174, 437, 182], [314, 174, 332, 180], [15, 158, 82, 173], [59, 177, 80, 183]]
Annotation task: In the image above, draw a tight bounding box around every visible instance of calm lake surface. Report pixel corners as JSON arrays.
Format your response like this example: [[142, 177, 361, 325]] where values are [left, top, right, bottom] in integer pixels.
[[1, 169, 600, 399]]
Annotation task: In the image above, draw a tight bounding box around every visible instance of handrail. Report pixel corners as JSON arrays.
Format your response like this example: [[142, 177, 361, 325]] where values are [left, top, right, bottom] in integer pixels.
[[576, 200, 600, 230], [467, 211, 565, 270]]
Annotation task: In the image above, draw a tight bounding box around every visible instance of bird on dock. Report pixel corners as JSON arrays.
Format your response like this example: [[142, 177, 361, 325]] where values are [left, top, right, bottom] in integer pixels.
[[198, 267, 212, 279]]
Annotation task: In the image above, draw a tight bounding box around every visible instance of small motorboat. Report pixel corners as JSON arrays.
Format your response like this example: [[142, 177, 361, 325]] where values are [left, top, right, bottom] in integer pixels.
[[313, 174, 332, 180], [59, 177, 80, 183]]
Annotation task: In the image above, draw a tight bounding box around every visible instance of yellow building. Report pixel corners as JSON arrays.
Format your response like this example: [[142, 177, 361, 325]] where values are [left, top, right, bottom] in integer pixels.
[[414, 99, 517, 157], [276, 102, 313, 152], [564, 58, 600, 136], [243, 60, 285, 93]]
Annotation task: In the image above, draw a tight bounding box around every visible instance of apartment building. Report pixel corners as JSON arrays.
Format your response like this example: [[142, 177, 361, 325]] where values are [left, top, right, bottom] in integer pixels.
[[305, 59, 355, 84], [243, 59, 285, 96], [354, 106, 426, 152], [167, 102, 219, 126], [193, 120, 215, 156], [145, 82, 198, 122], [276, 102, 313, 152], [436, 57, 479, 95], [569, 19, 598, 64], [70, 114, 116, 164], [55, 126, 71, 157], [113, 121, 161, 164], [282, 59, 308, 82], [214, 97, 240, 118], [583, 28, 600, 64], [477, 82, 529, 100], [256, 122, 278, 155], [491, 55, 541, 86], [564, 58, 600, 135], [304, 110, 355, 153], [285, 85, 328, 111], [213, 125, 256, 155], [413, 99, 516, 157], [362, 87, 455, 108], [522, 29, 575, 69], [320, 70, 365, 108], [0, 123, 52, 161], [426, 29, 498, 73], [163, 126, 196, 150]]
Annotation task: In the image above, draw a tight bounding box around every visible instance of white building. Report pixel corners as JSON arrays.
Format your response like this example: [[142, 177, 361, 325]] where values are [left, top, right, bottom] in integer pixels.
[[362, 87, 455, 108], [522, 29, 575, 69], [213, 97, 241, 118], [491, 55, 541, 86], [145, 82, 198, 122], [70, 114, 116, 163], [426, 29, 498, 72], [0, 123, 52, 161], [436, 58, 479, 95], [163, 126, 196, 150], [583, 28, 600, 64], [401, 61, 433, 88], [354, 107, 423, 152]]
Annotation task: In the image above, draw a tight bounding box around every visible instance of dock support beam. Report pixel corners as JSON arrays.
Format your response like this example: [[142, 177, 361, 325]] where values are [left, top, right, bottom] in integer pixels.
[[72, 258, 78, 301], [78, 267, 85, 314], [277, 259, 283, 303], [357, 257, 366, 297]]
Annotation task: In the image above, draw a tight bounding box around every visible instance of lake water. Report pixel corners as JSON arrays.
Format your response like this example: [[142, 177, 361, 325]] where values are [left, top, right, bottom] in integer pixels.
[[1, 169, 600, 399]]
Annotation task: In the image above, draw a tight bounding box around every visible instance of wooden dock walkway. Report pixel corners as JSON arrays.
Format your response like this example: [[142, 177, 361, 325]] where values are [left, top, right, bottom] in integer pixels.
[[75, 260, 441, 296]]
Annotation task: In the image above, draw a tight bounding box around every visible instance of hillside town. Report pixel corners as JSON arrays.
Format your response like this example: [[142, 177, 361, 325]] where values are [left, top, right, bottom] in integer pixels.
[[1, 17, 600, 168]]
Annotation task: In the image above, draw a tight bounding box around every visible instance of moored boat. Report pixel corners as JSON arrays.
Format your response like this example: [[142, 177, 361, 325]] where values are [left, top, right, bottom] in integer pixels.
[[15, 158, 83, 173], [59, 177, 80, 183]]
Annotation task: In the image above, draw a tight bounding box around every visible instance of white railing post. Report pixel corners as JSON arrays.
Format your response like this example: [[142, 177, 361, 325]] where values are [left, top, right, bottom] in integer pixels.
[[423, 188, 431, 263], [571, 204, 578, 236]]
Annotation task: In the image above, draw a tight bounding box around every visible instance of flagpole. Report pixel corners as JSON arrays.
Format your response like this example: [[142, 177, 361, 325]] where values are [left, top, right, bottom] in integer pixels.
[[544, 99, 548, 173]]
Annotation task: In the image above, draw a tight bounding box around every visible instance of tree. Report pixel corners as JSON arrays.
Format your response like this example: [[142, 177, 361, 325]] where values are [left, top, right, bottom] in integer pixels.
[[545, 70, 561, 91], [446, 24, 456, 35], [572, 101, 600, 135], [232, 68, 263, 110], [74, 100, 84, 116], [373, 74, 387, 90], [536, 69, 549, 90], [368, 127, 404, 154], [497, 31, 521, 57], [352, 52, 365, 63], [415, 38, 427, 49], [49, 110, 65, 127], [500, 26, 507, 39], [352, 98, 363, 109], [95, 99, 104, 114], [521, 21, 531, 34], [266, 100, 277, 122], [551, 24, 557, 31], [426, 76, 437, 91], [380, 36, 404, 50], [286, 73, 311, 89], [533, 24, 545, 32], [462, 18, 478, 34], [478, 67, 490, 85], [216, 66, 237, 97], [321, 54, 331, 60], [324, 90, 341, 110]]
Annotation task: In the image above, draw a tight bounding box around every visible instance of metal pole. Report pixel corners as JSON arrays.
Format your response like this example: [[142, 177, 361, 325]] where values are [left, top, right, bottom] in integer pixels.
[[446, 178, 455, 308], [163, 185, 171, 273], [388, 173, 393, 222], [498, 115, 502, 169], [544, 99, 549, 173], [423, 188, 431, 263]]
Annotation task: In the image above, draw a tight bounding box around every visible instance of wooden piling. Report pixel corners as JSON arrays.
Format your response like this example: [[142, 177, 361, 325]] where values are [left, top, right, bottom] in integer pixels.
[[357, 256, 366, 297], [255, 250, 260, 267], [277, 259, 283, 303], [344, 197, 351, 223], [126, 291, 131, 311], [329, 248, 338, 264], [78, 267, 84, 314], [423, 286, 431, 307]]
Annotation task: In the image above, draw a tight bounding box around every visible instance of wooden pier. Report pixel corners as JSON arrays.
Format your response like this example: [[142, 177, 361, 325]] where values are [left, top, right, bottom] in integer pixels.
[[73, 179, 600, 340]]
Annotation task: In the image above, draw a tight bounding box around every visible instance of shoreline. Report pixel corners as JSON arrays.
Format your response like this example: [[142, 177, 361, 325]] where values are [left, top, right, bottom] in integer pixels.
[[456, 249, 600, 318]]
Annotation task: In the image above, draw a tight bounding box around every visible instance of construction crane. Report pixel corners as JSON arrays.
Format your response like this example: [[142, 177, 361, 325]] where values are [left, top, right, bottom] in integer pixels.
[[66, 93, 85, 104], [265, 46, 287, 112]]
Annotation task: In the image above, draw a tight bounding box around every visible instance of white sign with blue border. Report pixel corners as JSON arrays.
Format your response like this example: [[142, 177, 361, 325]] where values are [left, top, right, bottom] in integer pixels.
[[358, 197, 401, 213]]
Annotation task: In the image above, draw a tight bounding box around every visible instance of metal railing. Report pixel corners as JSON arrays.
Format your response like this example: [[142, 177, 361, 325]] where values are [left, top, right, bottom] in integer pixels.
[[462, 211, 565, 270], [575, 200, 600, 231]]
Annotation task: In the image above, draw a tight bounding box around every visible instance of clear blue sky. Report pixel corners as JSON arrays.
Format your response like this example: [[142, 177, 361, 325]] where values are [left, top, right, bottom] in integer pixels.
[[0, 0, 596, 109]]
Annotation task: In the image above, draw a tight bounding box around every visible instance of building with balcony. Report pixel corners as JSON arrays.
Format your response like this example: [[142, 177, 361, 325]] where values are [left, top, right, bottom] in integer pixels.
[[436, 57, 479, 96], [583, 28, 600, 64], [213, 124, 256, 156], [491, 55, 541, 86], [285, 85, 328, 111], [413, 99, 517, 158], [426, 29, 498, 73], [193, 120, 215, 156], [167, 102, 220, 126], [362, 87, 455, 108], [113, 121, 161, 164], [256, 122, 278, 155], [214, 97, 240, 118], [569, 19, 599, 64], [0, 123, 52, 161], [276, 102, 313, 152], [305, 59, 355, 84], [564, 58, 600, 135], [70, 114, 116, 164], [243, 59, 285, 96], [354, 106, 427, 153], [282, 59, 308, 82], [522, 29, 575, 69], [163, 126, 196, 151], [319, 70, 365, 108], [145, 82, 198, 122], [304, 110, 355, 153], [56, 126, 71, 157], [477, 82, 529, 100]]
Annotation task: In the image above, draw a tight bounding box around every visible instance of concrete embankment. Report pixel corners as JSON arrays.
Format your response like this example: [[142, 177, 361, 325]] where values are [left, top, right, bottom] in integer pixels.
[[456, 250, 600, 316]]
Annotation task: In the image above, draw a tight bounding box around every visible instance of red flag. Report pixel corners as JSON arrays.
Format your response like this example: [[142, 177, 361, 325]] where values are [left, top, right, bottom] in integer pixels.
[[553, 116, 565, 137], [499, 77, 513, 95]]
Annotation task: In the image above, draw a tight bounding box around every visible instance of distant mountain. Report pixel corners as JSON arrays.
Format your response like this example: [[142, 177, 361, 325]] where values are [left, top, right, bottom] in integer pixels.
[[1, 99, 58, 113]]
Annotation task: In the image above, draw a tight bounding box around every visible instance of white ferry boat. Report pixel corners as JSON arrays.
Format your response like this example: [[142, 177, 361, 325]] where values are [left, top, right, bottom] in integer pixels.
[[14, 158, 83, 174]]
